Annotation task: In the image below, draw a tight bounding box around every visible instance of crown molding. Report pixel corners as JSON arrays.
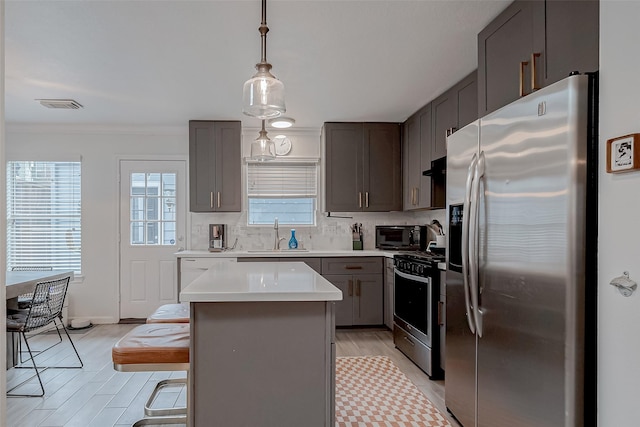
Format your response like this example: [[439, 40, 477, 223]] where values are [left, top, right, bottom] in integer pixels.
[[5, 123, 187, 135]]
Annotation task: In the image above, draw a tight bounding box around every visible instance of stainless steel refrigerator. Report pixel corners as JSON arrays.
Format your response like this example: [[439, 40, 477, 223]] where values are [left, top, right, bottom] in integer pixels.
[[445, 74, 597, 427]]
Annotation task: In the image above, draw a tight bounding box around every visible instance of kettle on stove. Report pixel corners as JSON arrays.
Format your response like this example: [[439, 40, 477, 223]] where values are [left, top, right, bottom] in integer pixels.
[[425, 220, 445, 253]]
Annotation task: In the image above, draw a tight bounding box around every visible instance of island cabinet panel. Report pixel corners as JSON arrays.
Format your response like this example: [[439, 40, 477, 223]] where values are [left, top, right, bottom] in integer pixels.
[[191, 301, 335, 426], [324, 122, 401, 212], [322, 257, 383, 326], [189, 120, 241, 212], [478, 0, 598, 116]]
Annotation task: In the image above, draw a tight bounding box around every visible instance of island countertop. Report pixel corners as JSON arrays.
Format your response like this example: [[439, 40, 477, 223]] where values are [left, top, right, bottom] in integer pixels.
[[180, 261, 343, 303]]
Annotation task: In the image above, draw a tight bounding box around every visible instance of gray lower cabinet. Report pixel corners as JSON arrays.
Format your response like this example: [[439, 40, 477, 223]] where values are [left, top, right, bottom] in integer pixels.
[[238, 256, 385, 327], [189, 120, 241, 212], [322, 257, 384, 327], [190, 300, 335, 426], [324, 122, 401, 212], [237, 257, 322, 274], [478, 0, 598, 116], [384, 258, 395, 330]]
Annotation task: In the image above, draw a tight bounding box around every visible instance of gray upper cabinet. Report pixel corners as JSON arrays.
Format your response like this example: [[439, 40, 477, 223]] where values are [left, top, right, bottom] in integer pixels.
[[403, 104, 432, 210], [478, 0, 598, 116], [403, 71, 476, 211], [456, 71, 478, 130], [325, 122, 401, 212], [189, 120, 241, 212], [431, 88, 458, 161]]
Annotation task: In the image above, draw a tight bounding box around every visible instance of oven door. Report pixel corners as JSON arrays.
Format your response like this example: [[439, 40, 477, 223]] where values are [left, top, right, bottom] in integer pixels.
[[393, 269, 432, 347]]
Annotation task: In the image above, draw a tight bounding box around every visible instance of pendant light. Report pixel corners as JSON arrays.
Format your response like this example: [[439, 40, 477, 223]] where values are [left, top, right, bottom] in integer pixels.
[[250, 120, 276, 161], [242, 0, 285, 119]]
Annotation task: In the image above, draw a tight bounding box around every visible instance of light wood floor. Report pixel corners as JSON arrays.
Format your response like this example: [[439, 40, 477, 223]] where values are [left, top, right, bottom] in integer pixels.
[[6, 324, 460, 427]]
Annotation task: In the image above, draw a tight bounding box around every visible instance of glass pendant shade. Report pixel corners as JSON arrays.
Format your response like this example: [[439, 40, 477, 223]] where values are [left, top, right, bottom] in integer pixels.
[[242, 63, 286, 119], [250, 123, 276, 161]]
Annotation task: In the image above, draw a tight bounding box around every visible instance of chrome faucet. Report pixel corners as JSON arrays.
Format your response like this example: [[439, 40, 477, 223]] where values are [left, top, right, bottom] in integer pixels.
[[273, 218, 285, 250]]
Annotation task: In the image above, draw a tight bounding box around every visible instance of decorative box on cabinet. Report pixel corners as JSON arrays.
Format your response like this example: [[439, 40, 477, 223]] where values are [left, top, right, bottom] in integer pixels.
[[478, 0, 598, 116], [325, 123, 401, 212], [189, 120, 241, 212]]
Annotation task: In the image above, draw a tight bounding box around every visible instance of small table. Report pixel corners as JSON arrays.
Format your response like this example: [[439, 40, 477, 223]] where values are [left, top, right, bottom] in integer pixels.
[[5, 270, 75, 369]]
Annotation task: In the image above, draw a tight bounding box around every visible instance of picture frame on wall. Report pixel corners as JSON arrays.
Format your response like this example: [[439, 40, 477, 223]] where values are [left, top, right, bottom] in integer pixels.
[[606, 133, 640, 173]]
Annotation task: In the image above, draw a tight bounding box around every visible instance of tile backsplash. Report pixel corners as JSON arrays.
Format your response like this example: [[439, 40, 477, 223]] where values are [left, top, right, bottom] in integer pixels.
[[189, 209, 446, 251]]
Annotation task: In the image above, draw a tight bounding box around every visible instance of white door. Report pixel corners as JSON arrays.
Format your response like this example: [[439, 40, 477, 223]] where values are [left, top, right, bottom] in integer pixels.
[[119, 160, 187, 319]]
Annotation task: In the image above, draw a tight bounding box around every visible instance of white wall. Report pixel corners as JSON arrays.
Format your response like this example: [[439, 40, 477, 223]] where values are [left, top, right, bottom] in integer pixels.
[[598, 2, 640, 425], [5, 126, 188, 324], [5, 125, 444, 323]]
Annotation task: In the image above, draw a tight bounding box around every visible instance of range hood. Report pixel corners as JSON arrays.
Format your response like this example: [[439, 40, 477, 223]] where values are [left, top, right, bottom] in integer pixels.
[[422, 156, 446, 177], [422, 156, 446, 209]]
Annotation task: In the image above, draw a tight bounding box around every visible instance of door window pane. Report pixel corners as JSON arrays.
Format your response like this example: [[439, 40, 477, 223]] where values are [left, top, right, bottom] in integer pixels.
[[130, 172, 177, 245]]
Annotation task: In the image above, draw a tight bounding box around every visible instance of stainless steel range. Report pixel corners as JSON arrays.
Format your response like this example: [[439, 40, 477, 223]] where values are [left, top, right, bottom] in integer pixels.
[[393, 252, 444, 379]]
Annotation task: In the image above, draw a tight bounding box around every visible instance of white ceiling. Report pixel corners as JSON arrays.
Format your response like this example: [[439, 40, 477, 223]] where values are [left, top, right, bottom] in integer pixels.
[[4, 0, 511, 130]]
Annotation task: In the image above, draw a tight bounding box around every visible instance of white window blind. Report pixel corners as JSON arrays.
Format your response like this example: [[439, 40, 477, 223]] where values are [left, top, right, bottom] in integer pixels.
[[247, 162, 317, 197], [6, 161, 82, 273], [247, 162, 318, 226]]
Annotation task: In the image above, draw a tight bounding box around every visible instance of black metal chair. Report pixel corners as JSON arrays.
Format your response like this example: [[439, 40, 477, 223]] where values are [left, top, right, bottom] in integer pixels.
[[10, 266, 53, 309], [6, 276, 83, 397]]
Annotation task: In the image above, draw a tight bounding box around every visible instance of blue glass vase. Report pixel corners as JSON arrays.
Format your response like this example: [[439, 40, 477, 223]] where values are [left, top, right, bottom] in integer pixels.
[[288, 229, 298, 249]]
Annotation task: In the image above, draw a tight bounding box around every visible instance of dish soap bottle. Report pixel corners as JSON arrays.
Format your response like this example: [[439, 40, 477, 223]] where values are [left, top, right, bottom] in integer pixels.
[[288, 229, 298, 249]]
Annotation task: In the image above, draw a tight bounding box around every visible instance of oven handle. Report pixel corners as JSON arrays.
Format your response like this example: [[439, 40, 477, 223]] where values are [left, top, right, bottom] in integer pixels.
[[462, 153, 477, 334], [394, 269, 430, 284]]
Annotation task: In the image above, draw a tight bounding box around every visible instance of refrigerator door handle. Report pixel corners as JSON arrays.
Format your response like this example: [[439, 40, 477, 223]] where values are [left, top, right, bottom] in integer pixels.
[[469, 151, 485, 337], [462, 153, 478, 334]]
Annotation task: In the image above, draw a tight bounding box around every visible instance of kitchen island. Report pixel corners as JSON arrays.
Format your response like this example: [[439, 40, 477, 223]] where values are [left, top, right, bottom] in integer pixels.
[[180, 261, 342, 427]]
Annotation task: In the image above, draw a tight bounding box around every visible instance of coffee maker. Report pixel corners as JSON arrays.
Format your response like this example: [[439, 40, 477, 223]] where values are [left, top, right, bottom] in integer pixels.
[[208, 224, 226, 252]]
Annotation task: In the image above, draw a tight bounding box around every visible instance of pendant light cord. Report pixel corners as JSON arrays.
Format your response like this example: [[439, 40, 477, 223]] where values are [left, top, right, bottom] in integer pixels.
[[259, 0, 269, 64]]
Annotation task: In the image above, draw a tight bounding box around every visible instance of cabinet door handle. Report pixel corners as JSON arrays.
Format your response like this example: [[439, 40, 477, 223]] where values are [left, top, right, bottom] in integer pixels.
[[348, 279, 353, 296], [358, 192, 363, 208], [365, 192, 369, 208], [531, 52, 541, 92], [355, 279, 361, 297], [412, 188, 416, 206], [519, 60, 530, 97], [345, 266, 363, 270], [438, 301, 444, 326], [210, 191, 214, 208], [446, 127, 458, 138], [217, 192, 221, 208]]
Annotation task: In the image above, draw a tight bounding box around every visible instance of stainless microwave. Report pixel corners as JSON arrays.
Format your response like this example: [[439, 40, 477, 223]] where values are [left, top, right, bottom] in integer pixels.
[[375, 225, 426, 251]]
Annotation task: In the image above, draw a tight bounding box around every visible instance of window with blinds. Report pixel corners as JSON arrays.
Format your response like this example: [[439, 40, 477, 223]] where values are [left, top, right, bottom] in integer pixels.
[[6, 161, 82, 273], [247, 162, 318, 225]]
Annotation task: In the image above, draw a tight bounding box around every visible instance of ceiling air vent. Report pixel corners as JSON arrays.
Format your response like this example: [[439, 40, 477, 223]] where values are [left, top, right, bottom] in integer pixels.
[[37, 99, 83, 109]]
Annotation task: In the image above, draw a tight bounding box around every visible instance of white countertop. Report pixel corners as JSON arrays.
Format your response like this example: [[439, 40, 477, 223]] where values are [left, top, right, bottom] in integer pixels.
[[176, 249, 397, 258], [180, 261, 343, 302]]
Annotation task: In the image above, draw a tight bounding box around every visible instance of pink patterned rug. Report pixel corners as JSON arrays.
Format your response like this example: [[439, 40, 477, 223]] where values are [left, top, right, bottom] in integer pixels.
[[335, 356, 452, 427]]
